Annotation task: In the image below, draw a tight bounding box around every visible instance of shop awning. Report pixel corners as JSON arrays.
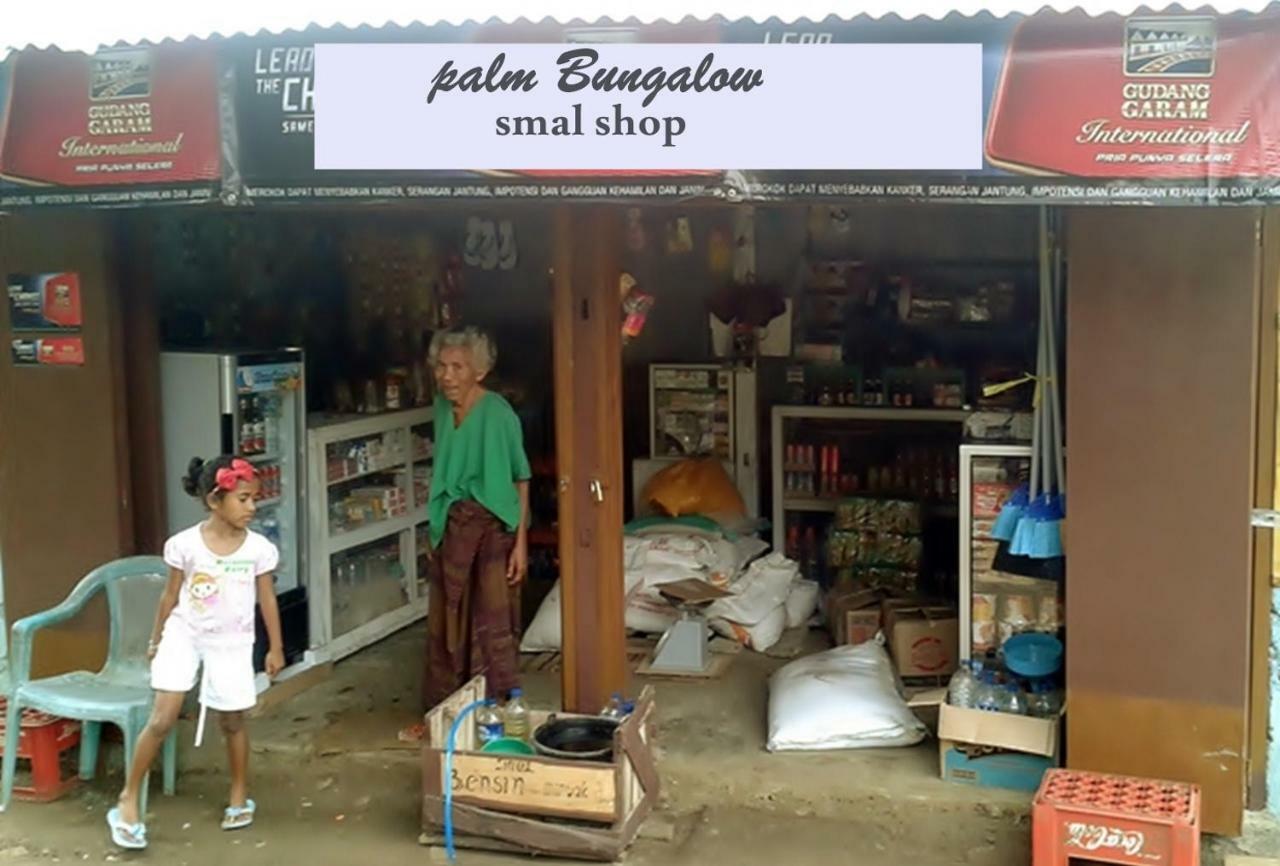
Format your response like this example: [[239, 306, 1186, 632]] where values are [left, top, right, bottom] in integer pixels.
[[5, 0, 1279, 54]]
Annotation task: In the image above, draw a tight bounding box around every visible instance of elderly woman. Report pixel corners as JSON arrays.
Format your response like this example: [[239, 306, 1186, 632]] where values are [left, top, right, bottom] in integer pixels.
[[405, 327, 531, 735]]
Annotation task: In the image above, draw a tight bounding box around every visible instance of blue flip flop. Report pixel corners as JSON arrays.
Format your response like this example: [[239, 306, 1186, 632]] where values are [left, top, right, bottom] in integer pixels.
[[221, 799, 256, 831], [106, 806, 147, 850]]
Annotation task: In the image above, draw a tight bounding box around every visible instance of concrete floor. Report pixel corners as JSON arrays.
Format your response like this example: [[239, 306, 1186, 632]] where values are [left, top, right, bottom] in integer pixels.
[[0, 626, 1276, 865]]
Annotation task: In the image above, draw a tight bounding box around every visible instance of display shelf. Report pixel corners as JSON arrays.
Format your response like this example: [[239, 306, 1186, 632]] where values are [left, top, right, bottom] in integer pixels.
[[770, 404, 970, 553], [958, 443, 1034, 663], [246, 452, 280, 464], [773, 405, 972, 423], [781, 497, 960, 517], [328, 512, 414, 555], [306, 407, 433, 658], [328, 460, 407, 487]]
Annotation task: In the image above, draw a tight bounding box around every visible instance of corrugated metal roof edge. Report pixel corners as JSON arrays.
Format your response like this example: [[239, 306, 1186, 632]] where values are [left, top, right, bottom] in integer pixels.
[[4, 3, 1276, 56]]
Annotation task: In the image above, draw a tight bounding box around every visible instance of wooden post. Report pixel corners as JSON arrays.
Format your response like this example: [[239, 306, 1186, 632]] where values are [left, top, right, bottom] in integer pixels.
[[551, 206, 626, 713]]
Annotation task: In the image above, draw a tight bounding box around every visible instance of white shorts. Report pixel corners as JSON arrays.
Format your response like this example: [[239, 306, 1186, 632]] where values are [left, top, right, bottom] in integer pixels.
[[150, 618, 257, 713]]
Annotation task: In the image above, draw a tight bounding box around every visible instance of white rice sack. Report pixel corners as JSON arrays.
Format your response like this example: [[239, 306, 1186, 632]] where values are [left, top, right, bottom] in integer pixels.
[[710, 603, 787, 652], [707, 553, 796, 626], [785, 580, 821, 629], [520, 582, 563, 652], [766, 642, 927, 752], [521, 559, 656, 651], [637, 533, 720, 570], [625, 598, 679, 634]]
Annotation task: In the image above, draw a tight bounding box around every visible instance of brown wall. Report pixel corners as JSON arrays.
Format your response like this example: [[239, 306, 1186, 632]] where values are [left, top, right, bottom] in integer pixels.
[[0, 213, 131, 677], [1064, 207, 1261, 835]]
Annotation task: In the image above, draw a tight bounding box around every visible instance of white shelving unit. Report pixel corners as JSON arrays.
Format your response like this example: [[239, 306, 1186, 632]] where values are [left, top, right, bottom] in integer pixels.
[[305, 408, 433, 663], [770, 405, 971, 552]]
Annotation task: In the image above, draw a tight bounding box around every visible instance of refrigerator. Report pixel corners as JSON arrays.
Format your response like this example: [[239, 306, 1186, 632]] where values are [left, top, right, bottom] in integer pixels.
[[647, 363, 759, 517], [160, 349, 308, 664]]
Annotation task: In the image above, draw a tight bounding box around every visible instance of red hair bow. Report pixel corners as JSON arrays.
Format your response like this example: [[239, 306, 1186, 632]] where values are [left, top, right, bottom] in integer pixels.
[[215, 458, 257, 491]]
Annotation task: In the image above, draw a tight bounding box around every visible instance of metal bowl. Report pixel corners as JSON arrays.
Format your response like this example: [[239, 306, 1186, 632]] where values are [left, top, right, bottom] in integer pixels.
[[531, 715, 619, 763]]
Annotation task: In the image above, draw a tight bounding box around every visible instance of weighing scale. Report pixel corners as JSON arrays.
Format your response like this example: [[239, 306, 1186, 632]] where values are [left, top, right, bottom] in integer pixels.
[[646, 578, 731, 676]]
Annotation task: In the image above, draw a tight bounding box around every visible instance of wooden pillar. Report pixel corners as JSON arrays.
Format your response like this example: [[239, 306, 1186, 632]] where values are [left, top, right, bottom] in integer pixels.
[[552, 206, 626, 713], [114, 215, 168, 555]]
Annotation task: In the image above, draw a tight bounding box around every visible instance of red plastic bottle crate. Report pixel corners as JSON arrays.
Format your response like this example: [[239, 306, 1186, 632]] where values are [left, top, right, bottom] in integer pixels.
[[1032, 768, 1200, 866], [0, 699, 81, 803]]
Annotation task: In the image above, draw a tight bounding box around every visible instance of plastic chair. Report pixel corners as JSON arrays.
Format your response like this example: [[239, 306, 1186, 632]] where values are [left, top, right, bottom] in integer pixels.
[[2, 556, 178, 813]]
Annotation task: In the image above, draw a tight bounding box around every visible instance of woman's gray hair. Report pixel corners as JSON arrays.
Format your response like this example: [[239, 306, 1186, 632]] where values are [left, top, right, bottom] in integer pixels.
[[428, 327, 497, 376]]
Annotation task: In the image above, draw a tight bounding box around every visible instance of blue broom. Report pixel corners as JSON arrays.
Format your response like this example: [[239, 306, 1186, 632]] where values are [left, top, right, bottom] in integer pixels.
[[991, 484, 1028, 542], [1010, 253, 1048, 558], [1028, 210, 1066, 564]]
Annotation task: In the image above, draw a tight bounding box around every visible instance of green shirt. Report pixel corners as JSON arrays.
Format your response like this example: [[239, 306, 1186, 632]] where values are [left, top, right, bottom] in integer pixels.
[[428, 391, 531, 548]]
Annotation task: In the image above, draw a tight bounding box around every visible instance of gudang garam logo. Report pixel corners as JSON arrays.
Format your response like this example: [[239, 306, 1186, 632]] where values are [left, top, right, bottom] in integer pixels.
[[1124, 16, 1215, 77], [60, 48, 183, 161], [1077, 15, 1248, 159], [90, 49, 152, 100]]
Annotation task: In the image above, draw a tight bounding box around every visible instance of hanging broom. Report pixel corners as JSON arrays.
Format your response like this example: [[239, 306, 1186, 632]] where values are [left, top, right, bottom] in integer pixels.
[[995, 207, 1061, 579], [1029, 212, 1066, 571]]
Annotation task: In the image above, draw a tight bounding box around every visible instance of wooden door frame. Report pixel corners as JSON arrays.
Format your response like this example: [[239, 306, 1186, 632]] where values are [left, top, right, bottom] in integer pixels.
[[1249, 207, 1280, 810]]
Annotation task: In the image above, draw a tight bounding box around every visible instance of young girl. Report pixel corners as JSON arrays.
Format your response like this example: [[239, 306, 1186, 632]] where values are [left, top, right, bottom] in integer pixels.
[[107, 455, 285, 850]]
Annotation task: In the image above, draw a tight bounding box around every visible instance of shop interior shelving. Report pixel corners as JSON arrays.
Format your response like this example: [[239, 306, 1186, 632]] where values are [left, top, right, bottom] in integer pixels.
[[770, 405, 970, 554], [305, 407, 433, 663]]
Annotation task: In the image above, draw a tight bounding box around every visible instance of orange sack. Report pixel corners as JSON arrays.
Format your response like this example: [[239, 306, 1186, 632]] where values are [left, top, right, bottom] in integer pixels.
[[642, 458, 745, 519]]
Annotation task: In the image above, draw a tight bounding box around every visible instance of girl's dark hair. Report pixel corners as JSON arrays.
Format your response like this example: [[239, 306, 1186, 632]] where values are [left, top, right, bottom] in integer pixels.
[[182, 455, 239, 503]]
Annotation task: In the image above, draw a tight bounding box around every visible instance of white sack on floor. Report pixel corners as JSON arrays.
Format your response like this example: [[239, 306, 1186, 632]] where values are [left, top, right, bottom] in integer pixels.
[[520, 576, 677, 652], [520, 582, 564, 651], [710, 603, 787, 652], [784, 580, 820, 629], [766, 642, 926, 752], [706, 553, 797, 626]]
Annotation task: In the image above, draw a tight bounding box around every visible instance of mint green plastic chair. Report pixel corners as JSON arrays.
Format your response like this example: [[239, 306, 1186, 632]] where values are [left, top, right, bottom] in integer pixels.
[[1, 556, 177, 812]]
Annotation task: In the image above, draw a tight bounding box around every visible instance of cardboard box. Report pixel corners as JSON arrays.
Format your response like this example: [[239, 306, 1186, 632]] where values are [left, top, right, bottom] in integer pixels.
[[938, 702, 1060, 756], [826, 585, 883, 644], [843, 607, 881, 646], [935, 701, 1062, 791], [884, 605, 959, 678], [939, 742, 1055, 792]]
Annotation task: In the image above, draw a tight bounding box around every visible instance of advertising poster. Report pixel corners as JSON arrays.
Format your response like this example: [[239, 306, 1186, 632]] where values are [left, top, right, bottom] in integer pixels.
[[0, 44, 221, 206], [224, 20, 724, 203], [225, 25, 486, 203], [11, 336, 86, 367], [723, 8, 1280, 203], [7, 272, 83, 331]]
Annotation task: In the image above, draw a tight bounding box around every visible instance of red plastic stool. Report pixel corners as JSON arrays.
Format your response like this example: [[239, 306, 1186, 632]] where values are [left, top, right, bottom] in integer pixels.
[[1032, 769, 1200, 866], [0, 699, 81, 803]]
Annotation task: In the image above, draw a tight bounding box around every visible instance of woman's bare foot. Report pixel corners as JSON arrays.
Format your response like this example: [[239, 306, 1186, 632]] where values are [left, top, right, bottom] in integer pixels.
[[116, 793, 140, 827]]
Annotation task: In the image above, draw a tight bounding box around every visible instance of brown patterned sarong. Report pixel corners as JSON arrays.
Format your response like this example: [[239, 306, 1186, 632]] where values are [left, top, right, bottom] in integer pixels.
[[423, 499, 521, 711]]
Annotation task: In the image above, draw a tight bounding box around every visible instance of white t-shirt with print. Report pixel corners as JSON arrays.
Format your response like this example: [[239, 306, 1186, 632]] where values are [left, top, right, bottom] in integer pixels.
[[162, 524, 279, 647]]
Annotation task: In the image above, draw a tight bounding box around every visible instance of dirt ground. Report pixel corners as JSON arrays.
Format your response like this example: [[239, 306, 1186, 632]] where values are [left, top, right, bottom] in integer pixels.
[[0, 628, 1275, 866]]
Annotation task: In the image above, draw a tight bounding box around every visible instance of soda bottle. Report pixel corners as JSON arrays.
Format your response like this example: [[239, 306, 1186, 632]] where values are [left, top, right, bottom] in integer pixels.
[[974, 672, 1000, 712], [601, 692, 626, 720], [503, 688, 530, 742], [1027, 681, 1053, 718], [1001, 682, 1028, 716], [946, 660, 977, 709], [475, 699, 504, 745], [239, 397, 253, 454], [252, 396, 267, 455]]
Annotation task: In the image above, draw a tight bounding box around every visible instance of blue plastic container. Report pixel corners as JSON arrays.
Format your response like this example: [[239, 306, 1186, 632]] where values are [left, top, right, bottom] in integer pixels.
[[1003, 633, 1063, 678]]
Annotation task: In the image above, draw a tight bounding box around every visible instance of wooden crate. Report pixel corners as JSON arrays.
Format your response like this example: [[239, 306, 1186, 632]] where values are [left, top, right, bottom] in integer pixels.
[[420, 676, 660, 861]]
